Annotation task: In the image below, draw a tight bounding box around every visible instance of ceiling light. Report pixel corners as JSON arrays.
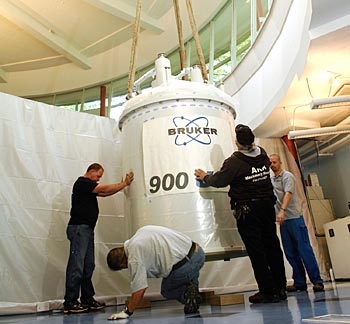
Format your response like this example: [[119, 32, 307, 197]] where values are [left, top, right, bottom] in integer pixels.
[[310, 95, 350, 109], [288, 125, 350, 139]]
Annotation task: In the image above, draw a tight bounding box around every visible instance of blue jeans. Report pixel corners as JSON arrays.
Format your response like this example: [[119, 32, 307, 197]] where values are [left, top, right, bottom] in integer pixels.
[[64, 224, 95, 306], [280, 216, 323, 287], [161, 245, 205, 303]]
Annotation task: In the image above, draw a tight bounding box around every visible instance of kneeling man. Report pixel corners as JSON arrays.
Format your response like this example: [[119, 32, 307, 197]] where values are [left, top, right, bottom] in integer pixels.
[[107, 225, 205, 319]]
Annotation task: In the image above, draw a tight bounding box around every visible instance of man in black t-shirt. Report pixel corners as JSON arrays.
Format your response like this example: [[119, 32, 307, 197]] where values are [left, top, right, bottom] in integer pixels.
[[194, 124, 286, 304], [63, 163, 134, 313]]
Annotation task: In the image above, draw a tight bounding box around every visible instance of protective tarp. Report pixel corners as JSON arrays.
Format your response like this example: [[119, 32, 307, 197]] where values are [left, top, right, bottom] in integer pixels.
[[0, 92, 128, 314], [0, 92, 300, 315]]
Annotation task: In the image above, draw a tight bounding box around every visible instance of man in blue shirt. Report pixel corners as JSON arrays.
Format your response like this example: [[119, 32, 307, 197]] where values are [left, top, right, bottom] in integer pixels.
[[270, 154, 324, 292]]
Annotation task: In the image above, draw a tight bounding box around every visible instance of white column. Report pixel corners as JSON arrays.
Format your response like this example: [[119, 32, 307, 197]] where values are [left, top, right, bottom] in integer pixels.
[[231, 0, 237, 71], [251, 0, 257, 42], [209, 21, 215, 83]]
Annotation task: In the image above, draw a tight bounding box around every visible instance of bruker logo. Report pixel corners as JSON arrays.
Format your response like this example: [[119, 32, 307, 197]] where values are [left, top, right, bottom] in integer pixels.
[[167, 116, 217, 146]]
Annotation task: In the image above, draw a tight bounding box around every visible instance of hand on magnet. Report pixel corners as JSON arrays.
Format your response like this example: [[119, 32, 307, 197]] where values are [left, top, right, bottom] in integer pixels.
[[194, 168, 208, 181]]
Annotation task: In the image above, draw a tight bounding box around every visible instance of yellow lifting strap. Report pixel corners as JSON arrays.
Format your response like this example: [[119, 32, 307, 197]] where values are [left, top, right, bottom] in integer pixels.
[[127, 0, 209, 97], [185, 0, 208, 82], [127, 0, 142, 99], [173, 0, 186, 72]]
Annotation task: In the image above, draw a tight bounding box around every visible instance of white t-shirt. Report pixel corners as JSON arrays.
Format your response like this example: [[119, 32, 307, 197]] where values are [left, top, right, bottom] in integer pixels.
[[124, 225, 192, 292]]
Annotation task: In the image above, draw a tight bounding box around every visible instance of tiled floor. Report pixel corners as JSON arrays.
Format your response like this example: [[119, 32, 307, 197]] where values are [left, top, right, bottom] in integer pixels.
[[2, 282, 350, 324]]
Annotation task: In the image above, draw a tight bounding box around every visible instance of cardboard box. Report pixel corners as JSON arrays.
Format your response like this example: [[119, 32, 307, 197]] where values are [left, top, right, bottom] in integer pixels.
[[306, 186, 324, 200], [308, 172, 320, 186], [310, 199, 335, 235]]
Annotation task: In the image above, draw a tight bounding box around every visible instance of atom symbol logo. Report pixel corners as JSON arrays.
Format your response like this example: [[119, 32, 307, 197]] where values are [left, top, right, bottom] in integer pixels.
[[172, 116, 212, 146]]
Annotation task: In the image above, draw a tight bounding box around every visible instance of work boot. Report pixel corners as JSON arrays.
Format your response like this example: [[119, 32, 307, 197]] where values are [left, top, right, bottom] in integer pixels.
[[278, 288, 287, 301], [286, 285, 307, 292], [313, 283, 324, 292], [183, 282, 201, 314], [248, 292, 280, 304]]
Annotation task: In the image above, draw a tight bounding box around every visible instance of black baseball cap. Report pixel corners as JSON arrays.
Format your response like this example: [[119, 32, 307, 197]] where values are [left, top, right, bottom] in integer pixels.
[[235, 124, 255, 146]]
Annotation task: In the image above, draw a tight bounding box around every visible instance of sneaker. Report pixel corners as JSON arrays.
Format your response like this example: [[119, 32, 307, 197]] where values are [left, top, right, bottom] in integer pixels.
[[63, 302, 88, 314], [81, 298, 106, 311], [183, 283, 201, 314], [313, 283, 324, 292], [248, 292, 280, 304], [286, 285, 307, 292]]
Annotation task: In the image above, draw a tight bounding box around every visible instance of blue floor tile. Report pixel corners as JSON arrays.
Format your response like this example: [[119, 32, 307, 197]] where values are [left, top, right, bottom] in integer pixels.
[[2, 282, 350, 324]]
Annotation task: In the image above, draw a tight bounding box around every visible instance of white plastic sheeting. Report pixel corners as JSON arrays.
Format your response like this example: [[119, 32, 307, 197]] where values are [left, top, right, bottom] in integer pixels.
[[0, 92, 296, 315], [0, 92, 128, 314]]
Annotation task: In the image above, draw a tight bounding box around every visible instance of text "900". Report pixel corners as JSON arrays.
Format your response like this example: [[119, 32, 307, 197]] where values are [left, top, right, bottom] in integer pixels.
[[149, 172, 189, 193]]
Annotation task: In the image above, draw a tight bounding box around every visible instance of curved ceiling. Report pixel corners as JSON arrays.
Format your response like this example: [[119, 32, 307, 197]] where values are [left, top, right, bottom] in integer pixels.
[[253, 0, 350, 139], [0, 0, 229, 97]]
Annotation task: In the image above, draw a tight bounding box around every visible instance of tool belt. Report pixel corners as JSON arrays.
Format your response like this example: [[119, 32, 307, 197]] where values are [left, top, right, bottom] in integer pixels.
[[235, 197, 273, 205]]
